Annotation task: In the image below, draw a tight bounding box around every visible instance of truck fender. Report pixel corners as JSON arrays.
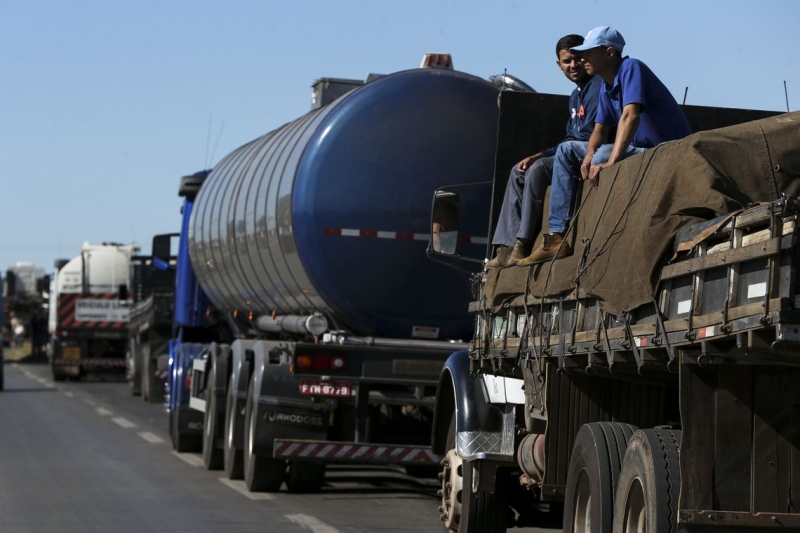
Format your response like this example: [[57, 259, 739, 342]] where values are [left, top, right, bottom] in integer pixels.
[[249, 340, 328, 453], [431, 350, 514, 462], [206, 342, 230, 397]]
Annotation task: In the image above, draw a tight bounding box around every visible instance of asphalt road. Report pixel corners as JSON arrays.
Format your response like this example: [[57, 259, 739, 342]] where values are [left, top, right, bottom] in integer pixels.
[[0, 361, 562, 533]]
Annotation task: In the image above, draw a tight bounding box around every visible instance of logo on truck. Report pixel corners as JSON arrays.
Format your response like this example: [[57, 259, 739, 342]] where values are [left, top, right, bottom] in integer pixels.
[[267, 411, 324, 427]]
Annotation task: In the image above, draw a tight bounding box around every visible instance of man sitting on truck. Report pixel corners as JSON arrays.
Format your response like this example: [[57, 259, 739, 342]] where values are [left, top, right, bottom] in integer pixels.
[[518, 26, 692, 265], [486, 34, 601, 268]]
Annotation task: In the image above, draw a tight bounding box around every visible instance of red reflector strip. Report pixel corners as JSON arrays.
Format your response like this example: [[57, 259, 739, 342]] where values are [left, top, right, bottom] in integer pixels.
[[273, 440, 439, 464], [324, 228, 487, 245], [53, 359, 128, 367]]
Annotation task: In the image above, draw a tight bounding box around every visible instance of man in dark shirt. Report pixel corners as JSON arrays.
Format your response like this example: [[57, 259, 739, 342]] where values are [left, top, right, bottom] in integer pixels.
[[520, 26, 691, 265], [486, 34, 601, 268]]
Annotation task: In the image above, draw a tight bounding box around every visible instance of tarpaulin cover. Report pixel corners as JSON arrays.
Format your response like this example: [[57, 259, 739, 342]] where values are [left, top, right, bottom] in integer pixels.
[[485, 111, 800, 315]]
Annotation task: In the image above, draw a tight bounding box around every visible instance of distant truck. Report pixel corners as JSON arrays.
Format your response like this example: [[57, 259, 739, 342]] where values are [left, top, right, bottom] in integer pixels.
[[155, 55, 504, 493], [48, 242, 138, 381], [126, 235, 178, 402], [429, 90, 798, 532]]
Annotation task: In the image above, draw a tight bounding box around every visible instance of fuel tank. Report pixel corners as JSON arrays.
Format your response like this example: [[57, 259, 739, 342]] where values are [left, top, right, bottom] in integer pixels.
[[188, 67, 498, 339]]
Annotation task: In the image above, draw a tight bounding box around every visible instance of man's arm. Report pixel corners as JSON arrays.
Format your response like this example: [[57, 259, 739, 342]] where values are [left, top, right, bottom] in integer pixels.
[[587, 103, 640, 187]]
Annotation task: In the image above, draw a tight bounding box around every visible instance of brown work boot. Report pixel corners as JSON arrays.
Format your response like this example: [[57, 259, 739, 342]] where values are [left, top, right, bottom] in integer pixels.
[[516, 232, 572, 266], [485, 245, 511, 268], [505, 240, 533, 267]]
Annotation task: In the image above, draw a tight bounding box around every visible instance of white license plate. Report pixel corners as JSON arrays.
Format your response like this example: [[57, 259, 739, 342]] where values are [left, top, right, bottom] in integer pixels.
[[298, 379, 351, 398]]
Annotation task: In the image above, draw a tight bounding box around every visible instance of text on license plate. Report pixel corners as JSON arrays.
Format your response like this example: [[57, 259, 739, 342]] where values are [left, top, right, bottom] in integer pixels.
[[298, 379, 351, 397]]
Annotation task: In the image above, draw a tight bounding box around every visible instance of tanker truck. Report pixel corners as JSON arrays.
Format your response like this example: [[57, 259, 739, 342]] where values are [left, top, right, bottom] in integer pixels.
[[428, 88, 800, 532], [162, 55, 504, 492], [48, 242, 138, 381]]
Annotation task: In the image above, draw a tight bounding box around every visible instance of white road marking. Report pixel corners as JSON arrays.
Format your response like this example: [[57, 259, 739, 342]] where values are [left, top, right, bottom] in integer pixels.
[[83, 399, 97, 406], [61, 390, 75, 397], [171, 451, 205, 467], [285, 514, 339, 533], [218, 478, 274, 500], [11, 363, 19, 368], [111, 417, 137, 429], [96, 407, 113, 416], [138, 432, 165, 444]]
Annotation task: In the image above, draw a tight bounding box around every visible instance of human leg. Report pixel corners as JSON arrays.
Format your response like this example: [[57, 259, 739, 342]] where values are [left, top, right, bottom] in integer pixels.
[[491, 166, 526, 247], [487, 164, 534, 268], [516, 156, 554, 243], [547, 141, 588, 234]]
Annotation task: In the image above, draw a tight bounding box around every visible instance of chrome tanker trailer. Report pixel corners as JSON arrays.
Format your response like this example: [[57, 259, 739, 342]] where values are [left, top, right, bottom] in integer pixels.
[[163, 55, 505, 492]]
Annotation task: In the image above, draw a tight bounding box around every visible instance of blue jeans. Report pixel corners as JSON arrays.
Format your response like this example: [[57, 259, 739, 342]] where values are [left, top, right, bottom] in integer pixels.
[[492, 156, 554, 246], [548, 141, 645, 234]]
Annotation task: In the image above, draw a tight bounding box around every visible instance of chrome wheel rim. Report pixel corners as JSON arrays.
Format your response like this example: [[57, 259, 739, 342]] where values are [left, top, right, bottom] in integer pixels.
[[440, 448, 463, 531], [572, 468, 592, 532], [622, 479, 646, 533]]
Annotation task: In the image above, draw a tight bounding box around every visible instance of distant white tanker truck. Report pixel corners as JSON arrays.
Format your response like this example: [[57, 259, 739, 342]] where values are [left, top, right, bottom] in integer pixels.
[[48, 242, 138, 381]]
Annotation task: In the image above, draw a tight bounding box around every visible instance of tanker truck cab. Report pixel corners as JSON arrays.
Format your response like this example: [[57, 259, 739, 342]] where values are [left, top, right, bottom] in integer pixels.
[[430, 88, 791, 532]]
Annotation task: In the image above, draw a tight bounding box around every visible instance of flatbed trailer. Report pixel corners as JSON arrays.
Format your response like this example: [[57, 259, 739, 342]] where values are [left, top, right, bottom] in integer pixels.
[[429, 92, 800, 532]]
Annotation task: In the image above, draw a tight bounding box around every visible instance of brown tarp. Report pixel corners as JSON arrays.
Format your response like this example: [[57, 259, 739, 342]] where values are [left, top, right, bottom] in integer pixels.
[[486, 111, 800, 315]]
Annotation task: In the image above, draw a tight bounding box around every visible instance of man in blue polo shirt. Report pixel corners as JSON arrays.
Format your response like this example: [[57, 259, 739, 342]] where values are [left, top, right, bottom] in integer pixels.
[[518, 26, 691, 265], [486, 34, 601, 268]]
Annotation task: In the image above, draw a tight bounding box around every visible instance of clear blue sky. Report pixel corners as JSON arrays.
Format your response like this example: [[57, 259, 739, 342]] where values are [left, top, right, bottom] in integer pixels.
[[2, 0, 798, 275]]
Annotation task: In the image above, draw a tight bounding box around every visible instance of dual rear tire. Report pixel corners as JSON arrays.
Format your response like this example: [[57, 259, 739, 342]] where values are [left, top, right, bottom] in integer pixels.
[[564, 423, 682, 533]]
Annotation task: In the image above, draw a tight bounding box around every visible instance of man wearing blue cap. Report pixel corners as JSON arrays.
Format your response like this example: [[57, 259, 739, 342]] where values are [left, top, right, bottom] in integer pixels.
[[518, 26, 691, 265], [485, 34, 601, 268]]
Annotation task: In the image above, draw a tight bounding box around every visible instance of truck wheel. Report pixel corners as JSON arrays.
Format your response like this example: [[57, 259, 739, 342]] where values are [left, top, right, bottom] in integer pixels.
[[564, 422, 638, 533], [440, 414, 507, 533], [286, 461, 326, 493], [202, 360, 224, 470], [53, 367, 66, 382], [127, 336, 142, 397], [243, 374, 285, 491], [612, 428, 681, 533], [223, 373, 244, 479]]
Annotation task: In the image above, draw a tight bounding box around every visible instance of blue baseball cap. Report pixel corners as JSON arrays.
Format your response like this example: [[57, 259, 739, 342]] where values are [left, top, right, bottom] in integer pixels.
[[570, 26, 626, 53]]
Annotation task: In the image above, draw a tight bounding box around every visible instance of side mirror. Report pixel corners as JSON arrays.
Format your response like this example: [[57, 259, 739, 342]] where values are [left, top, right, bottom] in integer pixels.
[[429, 189, 461, 256], [151, 233, 180, 271]]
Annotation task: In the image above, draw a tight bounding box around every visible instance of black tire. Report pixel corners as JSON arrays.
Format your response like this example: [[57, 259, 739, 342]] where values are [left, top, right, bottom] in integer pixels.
[[223, 373, 244, 480], [286, 461, 326, 493], [127, 336, 142, 396], [564, 422, 638, 533], [202, 360, 224, 470], [613, 428, 682, 533], [0, 364, 4, 391], [440, 414, 507, 533], [243, 373, 286, 491]]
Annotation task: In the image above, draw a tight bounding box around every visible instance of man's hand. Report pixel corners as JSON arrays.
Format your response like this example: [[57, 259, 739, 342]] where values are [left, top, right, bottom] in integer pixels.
[[516, 154, 541, 173], [587, 162, 610, 189], [580, 153, 593, 180]]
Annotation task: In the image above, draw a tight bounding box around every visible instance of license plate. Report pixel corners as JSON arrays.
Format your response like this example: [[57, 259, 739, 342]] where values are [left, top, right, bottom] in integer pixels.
[[298, 379, 351, 398], [62, 346, 81, 361]]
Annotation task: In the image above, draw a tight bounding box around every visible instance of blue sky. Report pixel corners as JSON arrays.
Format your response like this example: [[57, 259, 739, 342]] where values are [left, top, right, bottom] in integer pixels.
[[2, 0, 798, 276]]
